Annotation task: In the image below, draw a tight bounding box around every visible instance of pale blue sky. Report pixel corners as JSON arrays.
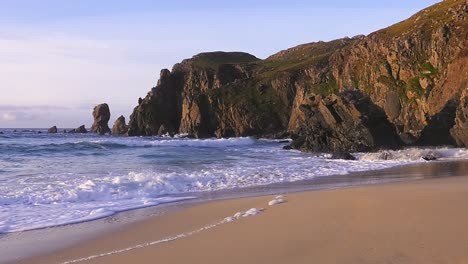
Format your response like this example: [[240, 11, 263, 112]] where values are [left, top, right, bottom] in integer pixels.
[[0, 0, 439, 128]]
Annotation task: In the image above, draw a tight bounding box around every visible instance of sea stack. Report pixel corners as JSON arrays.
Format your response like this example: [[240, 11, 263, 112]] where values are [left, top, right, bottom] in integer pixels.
[[48, 126, 58, 133], [90, 103, 111, 135], [111, 115, 128, 135]]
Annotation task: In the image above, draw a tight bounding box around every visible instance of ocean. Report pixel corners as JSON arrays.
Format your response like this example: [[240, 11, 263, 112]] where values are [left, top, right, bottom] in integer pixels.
[[1, 128, 468, 234]]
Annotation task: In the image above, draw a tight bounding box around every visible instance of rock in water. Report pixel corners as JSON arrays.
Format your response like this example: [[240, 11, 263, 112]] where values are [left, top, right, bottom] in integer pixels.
[[112, 115, 128, 135], [69, 125, 87, 133], [422, 153, 438, 161], [90, 103, 111, 135], [48, 126, 58, 133], [331, 151, 357, 160]]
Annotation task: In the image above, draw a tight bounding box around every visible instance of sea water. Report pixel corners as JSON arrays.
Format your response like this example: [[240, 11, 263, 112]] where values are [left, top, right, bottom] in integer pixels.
[[1, 128, 467, 233]]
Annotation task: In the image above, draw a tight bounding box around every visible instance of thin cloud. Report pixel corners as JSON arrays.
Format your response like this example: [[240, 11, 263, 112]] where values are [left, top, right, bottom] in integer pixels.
[[1, 112, 16, 121], [0, 105, 70, 111]]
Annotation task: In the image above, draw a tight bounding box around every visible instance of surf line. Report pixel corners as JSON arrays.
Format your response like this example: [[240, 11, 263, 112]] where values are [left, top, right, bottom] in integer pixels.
[[61, 208, 264, 264]]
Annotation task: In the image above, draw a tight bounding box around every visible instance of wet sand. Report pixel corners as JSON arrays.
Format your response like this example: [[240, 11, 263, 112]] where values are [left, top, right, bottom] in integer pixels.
[[17, 161, 468, 264]]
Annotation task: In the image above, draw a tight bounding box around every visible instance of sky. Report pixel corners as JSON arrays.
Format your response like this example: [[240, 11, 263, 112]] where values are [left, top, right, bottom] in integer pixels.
[[0, 0, 440, 128]]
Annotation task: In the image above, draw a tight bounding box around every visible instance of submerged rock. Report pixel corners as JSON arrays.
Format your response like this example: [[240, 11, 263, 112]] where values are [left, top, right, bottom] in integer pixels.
[[111, 115, 128, 135], [90, 103, 111, 135], [331, 151, 357, 160], [48, 126, 58, 133]]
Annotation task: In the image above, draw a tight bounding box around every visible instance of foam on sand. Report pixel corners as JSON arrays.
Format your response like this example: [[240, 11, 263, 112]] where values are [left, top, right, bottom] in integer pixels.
[[268, 195, 287, 206], [62, 206, 266, 264]]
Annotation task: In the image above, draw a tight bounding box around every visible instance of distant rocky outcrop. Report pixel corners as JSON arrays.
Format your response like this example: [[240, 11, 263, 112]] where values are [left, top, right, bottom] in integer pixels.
[[451, 89, 468, 147], [112, 115, 128, 135], [90, 103, 111, 135], [48, 126, 58, 133], [126, 0, 467, 152], [68, 125, 87, 133]]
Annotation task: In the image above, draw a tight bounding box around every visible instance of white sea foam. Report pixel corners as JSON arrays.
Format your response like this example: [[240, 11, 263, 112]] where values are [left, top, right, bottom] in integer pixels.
[[268, 195, 287, 206], [358, 147, 468, 161], [62, 207, 264, 264], [1, 133, 468, 234], [87, 137, 256, 148]]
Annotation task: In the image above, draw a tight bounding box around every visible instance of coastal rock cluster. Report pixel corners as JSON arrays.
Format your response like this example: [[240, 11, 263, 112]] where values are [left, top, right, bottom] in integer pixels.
[[12, 1, 464, 155], [68, 125, 87, 133], [124, 0, 466, 152], [47, 0, 464, 153], [47, 103, 129, 136]]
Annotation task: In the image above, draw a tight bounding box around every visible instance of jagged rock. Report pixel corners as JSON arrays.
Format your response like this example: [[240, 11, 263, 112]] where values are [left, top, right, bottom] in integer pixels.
[[69, 125, 87, 134], [451, 89, 468, 147], [63, 130, 67, 133], [422, 153, 438, 161], [157, 124, 175, 136], [331, 152, 357, 160], [111, 115, 128, 135], [126, 0, 466, 152], [289, 91, 401, 153], [90, 103, 111, 135], [48, 126, 58, 133], [0, 131, 3, 134]]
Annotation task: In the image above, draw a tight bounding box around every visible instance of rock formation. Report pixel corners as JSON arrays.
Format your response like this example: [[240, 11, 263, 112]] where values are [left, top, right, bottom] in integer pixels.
[[48, 126, 58, 133], [68, 125, 87, 133], [126, 0, 467, 152], [451, 89, 468, 147], [90, 103, 111, 135], [112, 115, 128, 135], [286, 91, 401, 152]]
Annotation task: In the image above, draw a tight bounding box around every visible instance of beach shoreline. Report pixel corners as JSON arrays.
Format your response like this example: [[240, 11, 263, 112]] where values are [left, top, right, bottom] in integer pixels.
[[5, 160, 468, 264]]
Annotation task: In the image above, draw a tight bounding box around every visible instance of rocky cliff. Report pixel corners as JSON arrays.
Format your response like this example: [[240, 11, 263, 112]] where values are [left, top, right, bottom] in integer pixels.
[[128, 0, 467, 152]]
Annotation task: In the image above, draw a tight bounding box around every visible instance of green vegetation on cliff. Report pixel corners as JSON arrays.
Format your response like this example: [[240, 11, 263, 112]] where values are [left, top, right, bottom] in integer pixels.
[[128, 0, 467, 149]]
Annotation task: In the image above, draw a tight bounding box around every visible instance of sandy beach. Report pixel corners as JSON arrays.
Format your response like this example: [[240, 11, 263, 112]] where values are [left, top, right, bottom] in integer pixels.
[[17, 168, 468, 264]]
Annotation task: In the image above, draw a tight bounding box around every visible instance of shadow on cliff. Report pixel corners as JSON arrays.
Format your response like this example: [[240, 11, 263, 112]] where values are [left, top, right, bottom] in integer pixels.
[[416, 99, 458, 146], [348, 90, 403, 150], [289, 90, 402, 153]]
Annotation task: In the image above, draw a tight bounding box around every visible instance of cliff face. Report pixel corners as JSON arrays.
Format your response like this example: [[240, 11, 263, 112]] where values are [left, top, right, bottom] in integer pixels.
[[128, 0, 467, 151]]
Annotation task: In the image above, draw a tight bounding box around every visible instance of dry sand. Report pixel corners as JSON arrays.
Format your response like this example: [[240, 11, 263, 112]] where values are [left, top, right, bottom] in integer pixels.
[[18, 175, 468, 264]]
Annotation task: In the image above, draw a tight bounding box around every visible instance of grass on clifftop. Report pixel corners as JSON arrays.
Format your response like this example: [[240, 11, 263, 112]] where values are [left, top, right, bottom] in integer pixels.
[[189, 52, 260, 70], [379, 0, 465, 37], [256, 38, 358, 78]]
